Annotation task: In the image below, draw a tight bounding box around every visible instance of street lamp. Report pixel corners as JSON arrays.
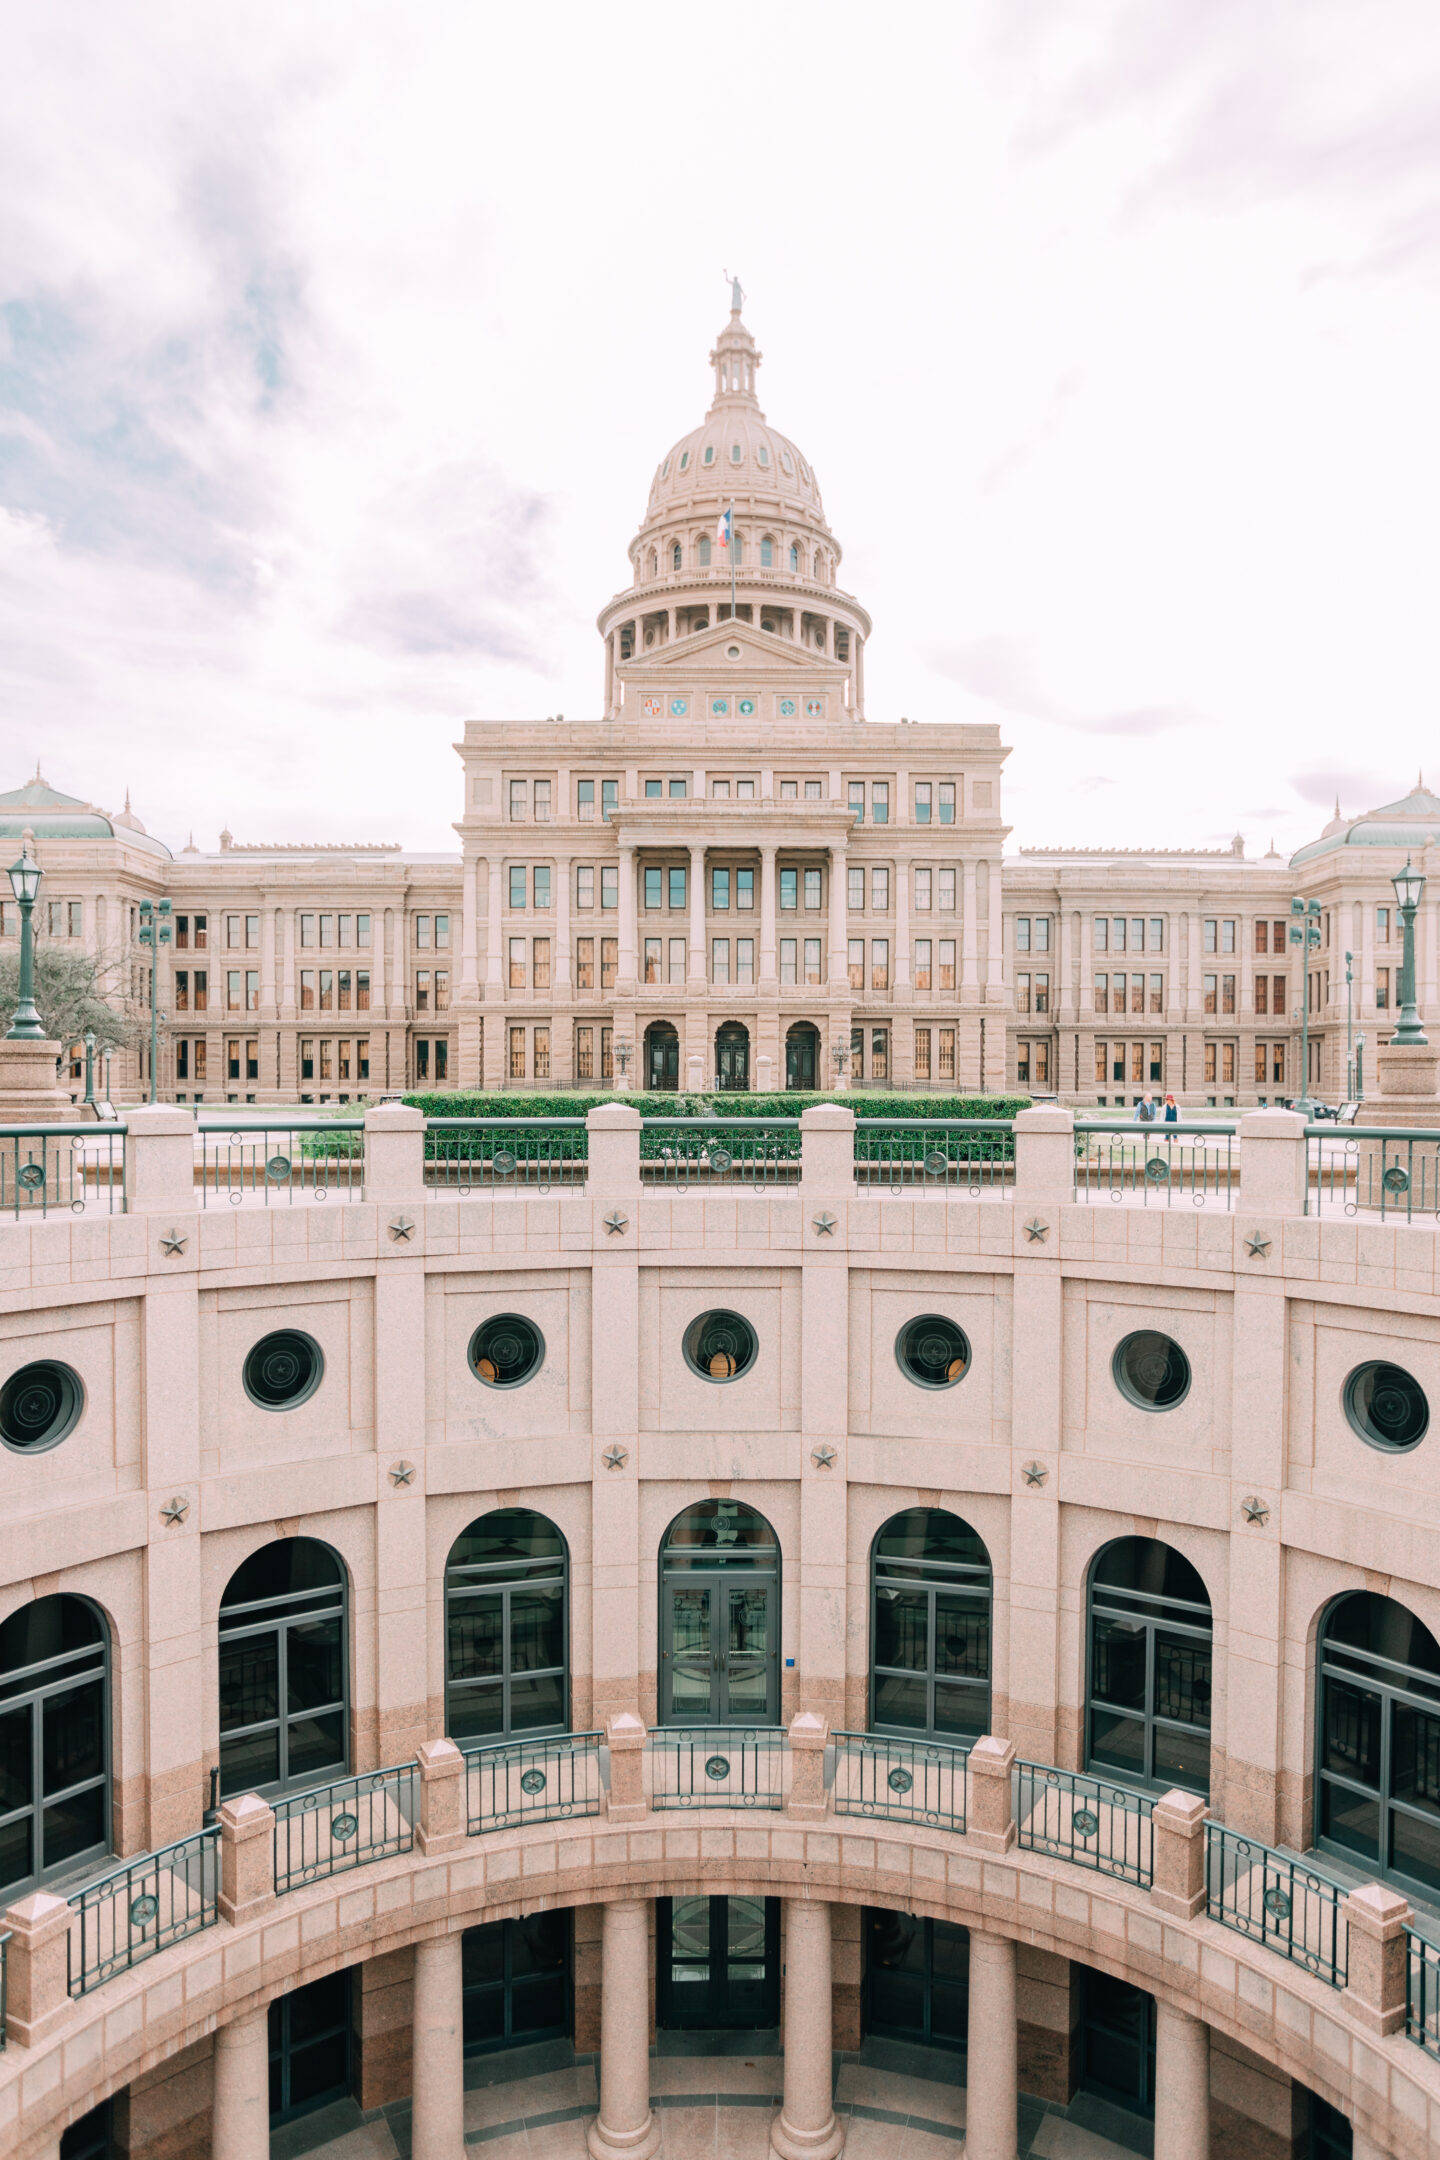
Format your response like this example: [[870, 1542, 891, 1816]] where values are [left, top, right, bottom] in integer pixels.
[[137, 897, 172, 1103], [1344, 950, 1354, 1100], [831, 1037, 850, 1091], [1390, 858, 1428, 1047], [5, 836, 45, 1040], [83, 1029, 95, 1105], [612, 1035, 633, 1091], [1288, 896, 1323, 1113]]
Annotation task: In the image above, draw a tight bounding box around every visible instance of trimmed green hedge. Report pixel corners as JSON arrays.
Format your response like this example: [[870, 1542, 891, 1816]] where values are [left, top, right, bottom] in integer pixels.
[[403, 1091, 1031, 1122]]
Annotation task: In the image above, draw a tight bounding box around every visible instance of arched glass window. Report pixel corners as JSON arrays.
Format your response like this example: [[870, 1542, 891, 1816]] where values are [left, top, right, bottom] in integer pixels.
[[646, 549, 657, 580], [0, 1594, 110, 1904], [870, 1509, 991, 1740], [672, 541, 682, 571], [789, 542, 799, 572], [813, 550, 822, 578], [760, 536, 774, 568], [218, 1540, 348, 1799], [733, 532, 744, 566], [698, 535, 711, 568], [1086, 1539, 1211, 1795], [445, 1509, 568, 1744], [1317, 1591, 1440, 1897], [659, 1501, 779, 1725]]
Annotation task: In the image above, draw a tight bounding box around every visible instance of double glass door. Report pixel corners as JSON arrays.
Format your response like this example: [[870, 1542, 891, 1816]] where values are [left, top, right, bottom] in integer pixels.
[[716, 1027, 749, 1090], [658, 1895, 779, 2028], [662, 1579, 777, 1724], [648, 1028, 680, 1091]]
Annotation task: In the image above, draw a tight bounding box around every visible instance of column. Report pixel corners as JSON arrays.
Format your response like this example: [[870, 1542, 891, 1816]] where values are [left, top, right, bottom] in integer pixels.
[[486, 859, 504, 996], [586, 1899, 660, 2160], [771, 1900, 844, 2160], [689, 843, 707, 982], [962, 862, 979, 989], [617, 846, 637, 987], [1153, 2002, 1209, 2160], [987, 861, 1004, 989], [460, 854, 480, 996], [412, 1932, 464, 2157], [212, 2006, 270, 2160], [759, 844, 779, 987], [855, 633, 865, 716], [895, 855, 911, 988], [828, 843, 848, 989], [259, 896, 276, 1013], [556, 852, 572, 990], [964, 1932, 1018, 2160]]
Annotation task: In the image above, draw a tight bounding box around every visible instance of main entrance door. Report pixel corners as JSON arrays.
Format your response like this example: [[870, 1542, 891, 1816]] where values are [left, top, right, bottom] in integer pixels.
[[715, 1024, 750, 1091], [785, 1024, 819, 1090], [659, 1502, 780, 1726], [646, 1024, 680, 1092], [657, 1895, 780, 2028]]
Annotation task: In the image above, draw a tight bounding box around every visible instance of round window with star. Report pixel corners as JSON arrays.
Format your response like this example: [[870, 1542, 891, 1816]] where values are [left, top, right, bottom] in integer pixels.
[[683, 1310, 757, 1383], [470, 1315, 545, 1390], [243, 1330, 324, 1411], [1344, 1361, 1428, 1452], [896, 1316, 971, 1390], [1112, 1330, 1191, 1411], [0, 1359, 85, 1452]]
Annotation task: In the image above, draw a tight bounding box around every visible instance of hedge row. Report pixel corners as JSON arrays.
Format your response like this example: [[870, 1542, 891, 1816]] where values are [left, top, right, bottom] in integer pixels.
[[403, 1091, 1032, 1123]]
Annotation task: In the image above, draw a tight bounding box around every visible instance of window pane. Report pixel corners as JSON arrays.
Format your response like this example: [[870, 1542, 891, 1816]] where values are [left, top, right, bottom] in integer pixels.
[[1323, 1676, 1382, 1788], [285, 1711, 347, 1781], [42, 1782, 106, 1870], [449, 1598, 503, 1680], [1091, 1618, 1147, 1710], [509, 1587, 564, 1673], [219, 1634, 278, 1732], [1088, 1708, 1147, 1777], [508, 1672, 566, 1732], [1154, 1633, 1211, 1730], [287, 1618, 343, 1712], [0, 1703, 32, 1814], [874, 1590, 929, 1672], [872, 1672, 928, 1731]]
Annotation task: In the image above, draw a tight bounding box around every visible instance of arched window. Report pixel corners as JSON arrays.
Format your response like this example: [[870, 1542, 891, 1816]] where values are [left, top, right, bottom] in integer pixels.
[[672, 541, 682, 572], [760, 535, 774, 568], [789, 542, 799, 572], [1086, 1539, 1211, 1795], [698, 535, 711, 568], [659, 1500, 779, 1725], [0, 1594, 110, 1903], [445, 1509, 568, 1744], [870, 1509, 991, 1740], [732, 532, 744, 566], [813, 550, 822, 578], [646, 548, 657, 580], [218, 1539, 348, 1799], [1317, 1591, 1440, 1896]]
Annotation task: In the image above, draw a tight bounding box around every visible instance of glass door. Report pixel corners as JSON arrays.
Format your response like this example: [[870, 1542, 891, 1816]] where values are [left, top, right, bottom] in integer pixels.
[[661, 1580, 777, 1723], [716, 1027, 749, 1091], [657, 1895, 780, 2028], [462, 1912, 571, 2053]]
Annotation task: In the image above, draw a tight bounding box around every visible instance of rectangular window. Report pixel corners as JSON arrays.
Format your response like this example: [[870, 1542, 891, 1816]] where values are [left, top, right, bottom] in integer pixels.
[[1256, 920, 1269, 954], [356, 969, 370, 1011], [320, 914, 336, 948], [1204, 1042, 1217, 1084], [174, 914, 189, 950], [434, 913, 450, 947], [849, 781, 865, 823], [601, 1025, 614, 1078], [848, 937, 864, 990], [223, 914, 239, 949], [804, 937, 822, 985], [1112, 918, 1126, 952], [510, 780, 527, 821], [915, 1025, 932, 1077], [300, 1038, 313, 1082], [337, 915, 353, 948], [668, 866, 686, 908], [711, 779, 731, 798], [644, 866, 663, 907], [577, 778, 595, 820], [780, 868, 798, 909], [938, 867, 955, 911], [245, 969, 258, 1012], [938, 1026, 955, 1078], [576, 1024, 594, 1079], [1146, 973, 1161, 1013], [712, 867, 731, 909], [533, 780, 551, 823], [415, 969, 430, 1012], [1377, 967, 1390, 1009], [1255, 1041, 1268, 1085], [1034, 971, 1049, 1014], [1035, 917, 1051, 952], [915, 868, 932, 911], [1377, 906, 1391, 942], [870, 1027, 889, 1077], [531, 940, 550, 990], [1204, 918, 1217, 953], [1016, 1041, 1032, 1085], [245, 1037, 259, 1081], [644, 937, 662, 984], [1222, 974, 1235, 1015], [1130, 918, 1144, 952], [668, 777, 687, 798], [736, 938, 754, 983], [780, 937, 797, 985], [938, 782, 955, 825], [725, 867, 748, 911], [245, 913, 259, 949], [602, 780, 618, 815], [1204, 973, 1217, 1014], [1017, 973, 1031, 1014], [509, 1026, 526, 1078], [226, 1037, 241, 1081], [1272, 1042, 1285, 1084], [576, 936, 595, 989], [532, 868, 550, 910], [804, 867, 822, 910], [576, 865, 594, 908], [601, 938, 617, 988], [357, 913, 371, 947], [175, 968, 190, 1013], [915, 783, 932, 824], [176, 1039, 190, 1080], [1222, 1042, 1236, 1086], [509, 866, 527, 909], [871, 938, 890, 991], [871, 867, 889, 910], [337, 1038, 352, 1083], [871, 783, 889, 824], [1093, 917, 1109, 952], [1016, 917, 1031, 952], [1130, 1042, 1144, 1084], [533, 1025, 549, 1078], [508, 937, 525, 988], [780, 778, 798, 800], [299, 913, 315, 948], [712, 938, 730, 984], [1094, 972, 1109, 1014], [668, 936, 686, 983], [1148, 918, 1163, 951], [914, 938, 932, 990], [736, 779, 755, 799], [414, 1039, 430, 1083], [1221, 919, 1236, 954], [938, 938, 955, 990], [848, 866, 865, 910], [226, 969, 241, 1010], [601, 867, 618, 909], [805, 779, 822, 800], [1148, 1042, 1163, 1083], [1034, 1040, 1051, 1086], [416, 913, 432, 949], [645, 778, 662, 798]]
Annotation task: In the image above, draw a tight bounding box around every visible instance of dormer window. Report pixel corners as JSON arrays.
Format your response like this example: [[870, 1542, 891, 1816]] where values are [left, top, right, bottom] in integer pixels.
[[800, 462, 810, 483], [680, 450, 690, 471], [698, 536, 711, 567], [760, 536, 774, 568], [731, 443, 742, 463], [758, 445, 770, 466], [662, 457, 671, 477], [789, 543, 800, 571], [781, 450, 793, 475], [703, 445, 715, 466], [672, 541, 682, 570]]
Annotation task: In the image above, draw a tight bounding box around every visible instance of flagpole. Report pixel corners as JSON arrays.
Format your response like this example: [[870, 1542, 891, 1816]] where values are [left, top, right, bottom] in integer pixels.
[[729, 499, 736, 622]]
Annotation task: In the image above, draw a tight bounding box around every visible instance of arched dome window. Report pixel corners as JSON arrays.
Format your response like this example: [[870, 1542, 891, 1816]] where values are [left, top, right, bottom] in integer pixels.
[[698, 535, 711, 568], [218, 1538, 348, 1799], [1086, 1538, 1211, 1796], [646, 548, 657, 581], [662, 456, 671, 477], [445, 1508, 568, 1743], [0, 1594, 110, 1903], [1317, 1590, 1440, 1896], [789, 542, 800, 572], [758, 444, 770, 467], [659, 1500, 780, 1725], [703, 446, 715, 466], [732, 531, 744, 567], [781, 450, 794, 475], [870, 1508, 992, 1740], [760, 536, 774, 569], [680, 450, 690, 472], [813, 550, 822, 579], [672, 541, 682, 572], [730, 443, 742, 463]]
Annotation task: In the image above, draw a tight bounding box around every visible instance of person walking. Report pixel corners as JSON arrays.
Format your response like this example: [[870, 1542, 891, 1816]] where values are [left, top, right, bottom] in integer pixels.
[[1163, 1094, 1178, 1122]]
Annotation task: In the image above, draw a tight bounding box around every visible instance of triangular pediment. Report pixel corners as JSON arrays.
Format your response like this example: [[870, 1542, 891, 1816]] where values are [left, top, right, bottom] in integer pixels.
[[621, 619, 845, 684]]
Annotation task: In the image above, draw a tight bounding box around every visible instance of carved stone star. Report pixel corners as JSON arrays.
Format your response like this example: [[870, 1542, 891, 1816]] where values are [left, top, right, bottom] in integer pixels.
[[811, 1445, 838, 1469], [388, 1461, 415, 1487], [1021, 1461, 1049, 1488], [1241, 1495, 1271, 1526], [601, 1444, 629, 1470], [603, 1211, 629, 1236], [1024, 1218, 1050, 1243], [387, 1215, 415, 1242], [812, 1211, 837, 1237], [160, 1496, 189, 1526], [1244, 1231, 1273, 1259], [160, 1229, 188, 1256]]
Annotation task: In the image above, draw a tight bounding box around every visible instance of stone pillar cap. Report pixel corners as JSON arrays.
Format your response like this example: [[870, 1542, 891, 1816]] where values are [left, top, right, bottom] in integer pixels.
[[1, 1888, 72, 1933], [217, 1791, 275, 1833], [587, 1103, 641, 1129], [364, 1102, 423, 1129], [1344, 1881, 1412, 1932], [800, 1104, 855, 1129], [787, 1711, 829, 1746], [1238, 1109, 1306, 1136], [968, 1734, 1015, 1769], [605, 1711, 648, 1746], [416, 1736, 465, 1774], [124, 1105, 196, 1135], [1014, 1106, 1074, 1131], [1153, 1788, 1208, 1829]]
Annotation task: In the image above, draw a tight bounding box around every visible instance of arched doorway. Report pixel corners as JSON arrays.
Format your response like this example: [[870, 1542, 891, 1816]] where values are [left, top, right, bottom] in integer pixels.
[[444, 1508, 568, 1743], [715, 1022, 750, 1091], [0, 1593, 110, 1904], [1317, 1590, 1440, 1897], [1085, 1538, 1212, 1796], [646, 1021, 680, 1092], [658, 1499, 780, 1724], [785, 1022, 819, 1091], [218, 1539, 348, 1799], [870, 1508, 992, 1740]]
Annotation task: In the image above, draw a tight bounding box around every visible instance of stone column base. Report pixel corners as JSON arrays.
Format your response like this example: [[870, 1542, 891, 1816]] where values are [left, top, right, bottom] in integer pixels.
[[770, 2109, 846, 2160], [586, 2110, 662, 2160]]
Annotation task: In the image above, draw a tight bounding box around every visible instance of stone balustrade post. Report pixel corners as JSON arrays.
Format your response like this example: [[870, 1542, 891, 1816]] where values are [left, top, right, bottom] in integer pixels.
[[1012, 1105, 1075, 1207], [217, 1793, 276, 1926], [212, 2005, 270, 2160], [1238, 1107, 1307, 1215], [604, 1712, 648, 1822], [412, 1932, 464, 2158], [786, 1712, 829, 1821], [587, 1102, 642, 1194], [1, 1890, 73, 2047], [587, 1898, 661, 2160], [1342, 1882, 1411, 2036], [416, 1737, 466, 1856], [966, 1735, 1016, 1854], [1154, 2001, 1210, 2160], [123, 1104, 197, 1212], [965, 1931, 1018, 2160], [363, 1101, 426, 1204], [771, 1898, 844, 2160], [799, 1103, 854, 1197], [1150, 1789, 1208, 1919]]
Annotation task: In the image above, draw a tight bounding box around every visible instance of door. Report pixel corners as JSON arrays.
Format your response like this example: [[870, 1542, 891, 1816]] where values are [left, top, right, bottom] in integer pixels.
[[268, 1971, 352, 2125], [863, 1908, 969, 2050], [462, 1912, 571, 2053], [647, 1027, 680, 1091], [716, 1026, 749, 1091], [785, 1028, 817, 1090], [657, 1895, 780, 2028], [662, 1580, 777, 1724]]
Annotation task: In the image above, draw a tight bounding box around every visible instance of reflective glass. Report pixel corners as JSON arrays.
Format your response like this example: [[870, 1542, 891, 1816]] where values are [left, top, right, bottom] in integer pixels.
[[875, 1590, 928, 1672], [287, 1619, 343, 1712], [1321, 1779, 1381, 1863], [219, 1636, 278, 1731], [0, 1703, 31, 1812], [448, 1600, 504, 1679], [42, 1679, 103, 1793], [42, 1783, 105, 1869], [222, 1540, 341, 1610], [936, 1595, 989, 1680], [1154, 1723, 1210, 1792], [220, 1726, 280, 1793], [1089, 1708, 1147, 1776], [1391, 1704, 1440, 1816], [509, 1674, 565, 1731], [1391, 1803, 1440, 1895], [509, 1588, 564, 1673], [1154, 1634, 1211, 1729], [873, 1673, 928, 1730], [285, 1711, 346, 1780], [1323, 1678, 1382, 1787], [1091, 1618, 1148, 1711]]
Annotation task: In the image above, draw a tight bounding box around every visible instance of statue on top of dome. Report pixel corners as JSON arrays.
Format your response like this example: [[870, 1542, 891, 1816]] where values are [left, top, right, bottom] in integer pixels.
[[725, 270, 745, 313]]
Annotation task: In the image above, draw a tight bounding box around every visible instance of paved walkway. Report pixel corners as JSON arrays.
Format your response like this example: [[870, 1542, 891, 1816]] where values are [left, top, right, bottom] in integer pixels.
[[273, 2034, 1152, 2160]]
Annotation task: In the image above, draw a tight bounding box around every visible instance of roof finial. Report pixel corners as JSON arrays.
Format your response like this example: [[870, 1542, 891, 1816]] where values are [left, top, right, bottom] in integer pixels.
[[724, 268, 744, 314], [1334, 795, 1341, 818], [124, 787, 131, 812]]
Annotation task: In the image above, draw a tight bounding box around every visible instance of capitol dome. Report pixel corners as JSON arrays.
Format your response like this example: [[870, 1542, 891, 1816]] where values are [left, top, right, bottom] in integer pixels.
[[644, 305, 826, 523]]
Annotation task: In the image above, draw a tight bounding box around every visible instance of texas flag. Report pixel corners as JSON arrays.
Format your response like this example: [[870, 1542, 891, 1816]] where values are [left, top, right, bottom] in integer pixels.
[[716, 507, 732, 552]]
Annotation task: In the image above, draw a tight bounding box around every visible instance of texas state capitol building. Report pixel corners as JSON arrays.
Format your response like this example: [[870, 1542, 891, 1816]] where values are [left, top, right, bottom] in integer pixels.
[[6, 296, 1439, 1110]]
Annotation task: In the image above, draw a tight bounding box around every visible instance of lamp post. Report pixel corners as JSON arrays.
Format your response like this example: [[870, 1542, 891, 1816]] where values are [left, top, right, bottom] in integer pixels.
[[1288, 896, 1323, 1113], [1390, 857, 1428, 1046], [1344, 950, 1354, 1099], [831, 1037, 850, 1092], [613, 1035, 633, 1092], [83, 1029, 95, 1105], [5, 836, 45, 1040], [137, 897, 172, 1103]]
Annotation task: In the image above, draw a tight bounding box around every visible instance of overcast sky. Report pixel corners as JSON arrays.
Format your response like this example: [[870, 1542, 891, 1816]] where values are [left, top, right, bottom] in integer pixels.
[[2, 2, 1438, 861]]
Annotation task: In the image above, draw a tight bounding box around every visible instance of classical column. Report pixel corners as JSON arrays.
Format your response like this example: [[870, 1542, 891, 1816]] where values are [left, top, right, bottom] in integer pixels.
[[828, 842, 848, 990], [586, 1899, 660, 2160], [556, 851, 572, 990], [759, 844, 779, 988], [962, 862, 979, 989], [617, 846, 638, 989], [690, 843, 707, 983], [987, 861, 1004, 990], [412, 1932, 464, 2157], [212, 2005, 270, 2160], [895, 855, 911, 988], [854, 633, 864, 717], [1153, 2001, 1210, 2160], [964, 1931, 1018, 2160], [771, 1900, 843, 2160], [485, 859, 504, 998], [460, 855, 480, 997]]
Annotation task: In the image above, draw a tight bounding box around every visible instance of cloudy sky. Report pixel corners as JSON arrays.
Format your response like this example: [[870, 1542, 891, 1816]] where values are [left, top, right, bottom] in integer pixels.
[[2, 1, 1438, 860]]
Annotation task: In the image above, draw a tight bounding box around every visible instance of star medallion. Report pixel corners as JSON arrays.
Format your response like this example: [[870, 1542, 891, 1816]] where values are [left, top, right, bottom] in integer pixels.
[[387, 1215, 415, 1242], [160, 1496, 189, 1526], [1024, 1218, 1050, 1243], [603, 1211, 629, 1235], [160, 1229, 188, 1256]]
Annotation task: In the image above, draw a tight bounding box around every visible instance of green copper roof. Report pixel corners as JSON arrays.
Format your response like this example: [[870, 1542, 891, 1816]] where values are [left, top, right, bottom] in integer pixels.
[[1290, 786, 1440, 867]]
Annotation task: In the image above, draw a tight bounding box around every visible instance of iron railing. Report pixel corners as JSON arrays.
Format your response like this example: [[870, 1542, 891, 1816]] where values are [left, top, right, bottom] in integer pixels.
[[0, 1124, 126, 1218], [196, 1119, 365, 1205], [1305, 1127, 1440, 1221], [1073, 1123, 1236, 1209], [425, 1116, 588, 1194], [464, 1731, 605, 1832], [272, 1764, 416, 1892], [640, 1118, 801, 1186], [1406, 1926, 1440, 2057], [1205, 1824, 1347, 1987], [831, 1731, 969, 1831], [648, 1726, 785, 1809], [67, 1828, 218, 1997], [1015, 1762, 1154, 1887], [853, 1118, 1015, 1193]]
